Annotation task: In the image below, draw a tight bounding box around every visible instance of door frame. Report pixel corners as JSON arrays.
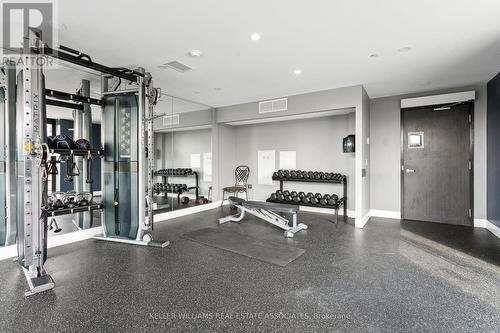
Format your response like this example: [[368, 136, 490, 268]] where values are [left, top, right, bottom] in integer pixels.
[[400, 101, 474, 225]]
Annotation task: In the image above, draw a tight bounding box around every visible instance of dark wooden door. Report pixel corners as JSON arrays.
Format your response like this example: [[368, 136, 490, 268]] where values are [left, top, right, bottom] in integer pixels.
[[402, 103, 473, 225]]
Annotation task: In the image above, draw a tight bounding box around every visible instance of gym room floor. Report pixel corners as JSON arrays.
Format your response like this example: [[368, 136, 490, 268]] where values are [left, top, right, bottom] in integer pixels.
[[1, 209, 498, 332]]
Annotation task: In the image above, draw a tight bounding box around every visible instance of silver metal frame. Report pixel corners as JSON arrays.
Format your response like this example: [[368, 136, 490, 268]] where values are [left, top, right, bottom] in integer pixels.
[[219, 202, 308, 238], [0, 61, 17, 246], [15, 28, 54, 296], [11, 28, 168, 297]]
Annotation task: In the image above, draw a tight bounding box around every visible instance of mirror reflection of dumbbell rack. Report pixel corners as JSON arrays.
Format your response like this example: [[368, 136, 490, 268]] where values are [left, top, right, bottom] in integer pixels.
[[154, 168, 200, 204], [271, 170, 347, 222], [152, 183, 189, 205]]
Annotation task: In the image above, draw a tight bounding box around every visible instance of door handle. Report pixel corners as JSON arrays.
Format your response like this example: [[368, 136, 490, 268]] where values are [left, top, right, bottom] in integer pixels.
[[405, 169, 416, 173]]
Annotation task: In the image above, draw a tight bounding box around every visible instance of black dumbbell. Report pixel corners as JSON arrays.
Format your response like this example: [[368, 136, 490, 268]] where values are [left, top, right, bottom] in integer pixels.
[[318, 172, 325, 179], [315, 193, 323, 200], [290, 171, 297, 179], [302, 196, 311, 204], [270, 193, 277, 201], [314, 172, 321, 180], [283, 190, 290, 196], [284, 170, 291, 179], [298, 192, 306, 199], [285, 194, 293, 202], [324, 194, 331, 200], [276, 190, 283, 196], [277, 192, 285, 201], [293, 195, 301, 203], [310, 196, 319, 205], [307, 192, 314, 199], [291, 191, 298, 197], [320, 197, 328, 205], [273, 172, 279, 179]]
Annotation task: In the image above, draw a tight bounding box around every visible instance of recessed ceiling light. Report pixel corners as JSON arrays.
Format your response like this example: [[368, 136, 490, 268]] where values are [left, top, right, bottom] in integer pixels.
[[369, 53, 379, 58], [189, 49, 202, 57], [293, 69, 302, 75], [398, 47, 412, 52], [250, 33, 261, 41]]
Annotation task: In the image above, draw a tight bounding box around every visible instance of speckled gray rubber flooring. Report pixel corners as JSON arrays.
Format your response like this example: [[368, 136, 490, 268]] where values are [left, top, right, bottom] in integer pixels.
[[0, 209, 499, 332]]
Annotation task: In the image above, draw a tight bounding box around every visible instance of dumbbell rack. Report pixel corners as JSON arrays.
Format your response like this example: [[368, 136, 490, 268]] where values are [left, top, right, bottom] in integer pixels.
[[48, 148, 104, 156], [44, 203, 104, 218], [45, 148, 104, 217], [154, 170, 200, 203], [272, 175, 347, 221]]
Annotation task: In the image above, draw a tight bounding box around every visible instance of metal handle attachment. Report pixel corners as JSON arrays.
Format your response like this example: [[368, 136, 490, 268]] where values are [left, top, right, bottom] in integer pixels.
[[405, 169, 416, 173]]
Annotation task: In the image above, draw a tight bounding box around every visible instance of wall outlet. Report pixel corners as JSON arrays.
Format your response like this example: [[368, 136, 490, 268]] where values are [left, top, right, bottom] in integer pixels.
[[247, 184, 253, 189]]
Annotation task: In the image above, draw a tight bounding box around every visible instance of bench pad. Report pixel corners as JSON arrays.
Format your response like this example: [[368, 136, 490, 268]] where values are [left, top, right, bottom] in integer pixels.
[[228, 196, 299, 214]]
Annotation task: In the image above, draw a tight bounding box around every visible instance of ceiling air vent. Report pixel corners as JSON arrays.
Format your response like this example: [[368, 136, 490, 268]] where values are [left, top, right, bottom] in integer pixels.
[[163, 114, 180, 126], [259, 98, 288, 114], [159, 61, 192, 73]]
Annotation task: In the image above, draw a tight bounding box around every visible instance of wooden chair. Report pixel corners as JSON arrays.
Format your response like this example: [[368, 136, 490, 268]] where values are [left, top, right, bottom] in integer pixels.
[[221, 165, 250, 206]]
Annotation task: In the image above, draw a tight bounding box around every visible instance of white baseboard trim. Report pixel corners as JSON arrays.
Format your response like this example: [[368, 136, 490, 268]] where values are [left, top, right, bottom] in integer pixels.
[[474, 219, 500, 239], [355, 213, 371, 228], [369, 210, 401, 220], [0, 226, 104, 261], [0, 244, 17, 261], [154, 200, 222, 223]]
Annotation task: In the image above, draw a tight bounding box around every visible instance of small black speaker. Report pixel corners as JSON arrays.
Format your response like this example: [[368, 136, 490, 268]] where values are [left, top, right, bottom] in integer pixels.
[[343, 135, 355, 153]]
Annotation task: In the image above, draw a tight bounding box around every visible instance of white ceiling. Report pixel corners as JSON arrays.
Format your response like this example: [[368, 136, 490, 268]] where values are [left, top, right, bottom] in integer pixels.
[[51, 0, 500, 107]]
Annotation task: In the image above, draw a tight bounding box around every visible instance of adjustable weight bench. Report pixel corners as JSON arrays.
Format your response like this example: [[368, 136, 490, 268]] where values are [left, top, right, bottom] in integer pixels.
[[219, 197, 308, 238]]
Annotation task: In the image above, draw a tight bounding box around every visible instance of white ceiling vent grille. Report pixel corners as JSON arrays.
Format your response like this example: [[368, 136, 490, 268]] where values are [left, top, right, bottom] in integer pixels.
[[163, 114, 180, 126], [160, 61, 192, 73], [259, 98, 288, 114]]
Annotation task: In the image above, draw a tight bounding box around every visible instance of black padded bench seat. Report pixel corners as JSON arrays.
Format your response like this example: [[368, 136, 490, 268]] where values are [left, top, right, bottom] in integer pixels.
[[227, 196, 299, 214]]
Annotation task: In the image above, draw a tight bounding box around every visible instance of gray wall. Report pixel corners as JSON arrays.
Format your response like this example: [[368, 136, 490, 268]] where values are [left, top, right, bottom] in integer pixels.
[[228, 114, 355, 210], [487, 73, 500, 227], [370, 84, 487, 220], [216, 85, 362, 123], [155, 129, 213, 198], [153, 109, 212, 131], [213, 124, 237, 201]]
